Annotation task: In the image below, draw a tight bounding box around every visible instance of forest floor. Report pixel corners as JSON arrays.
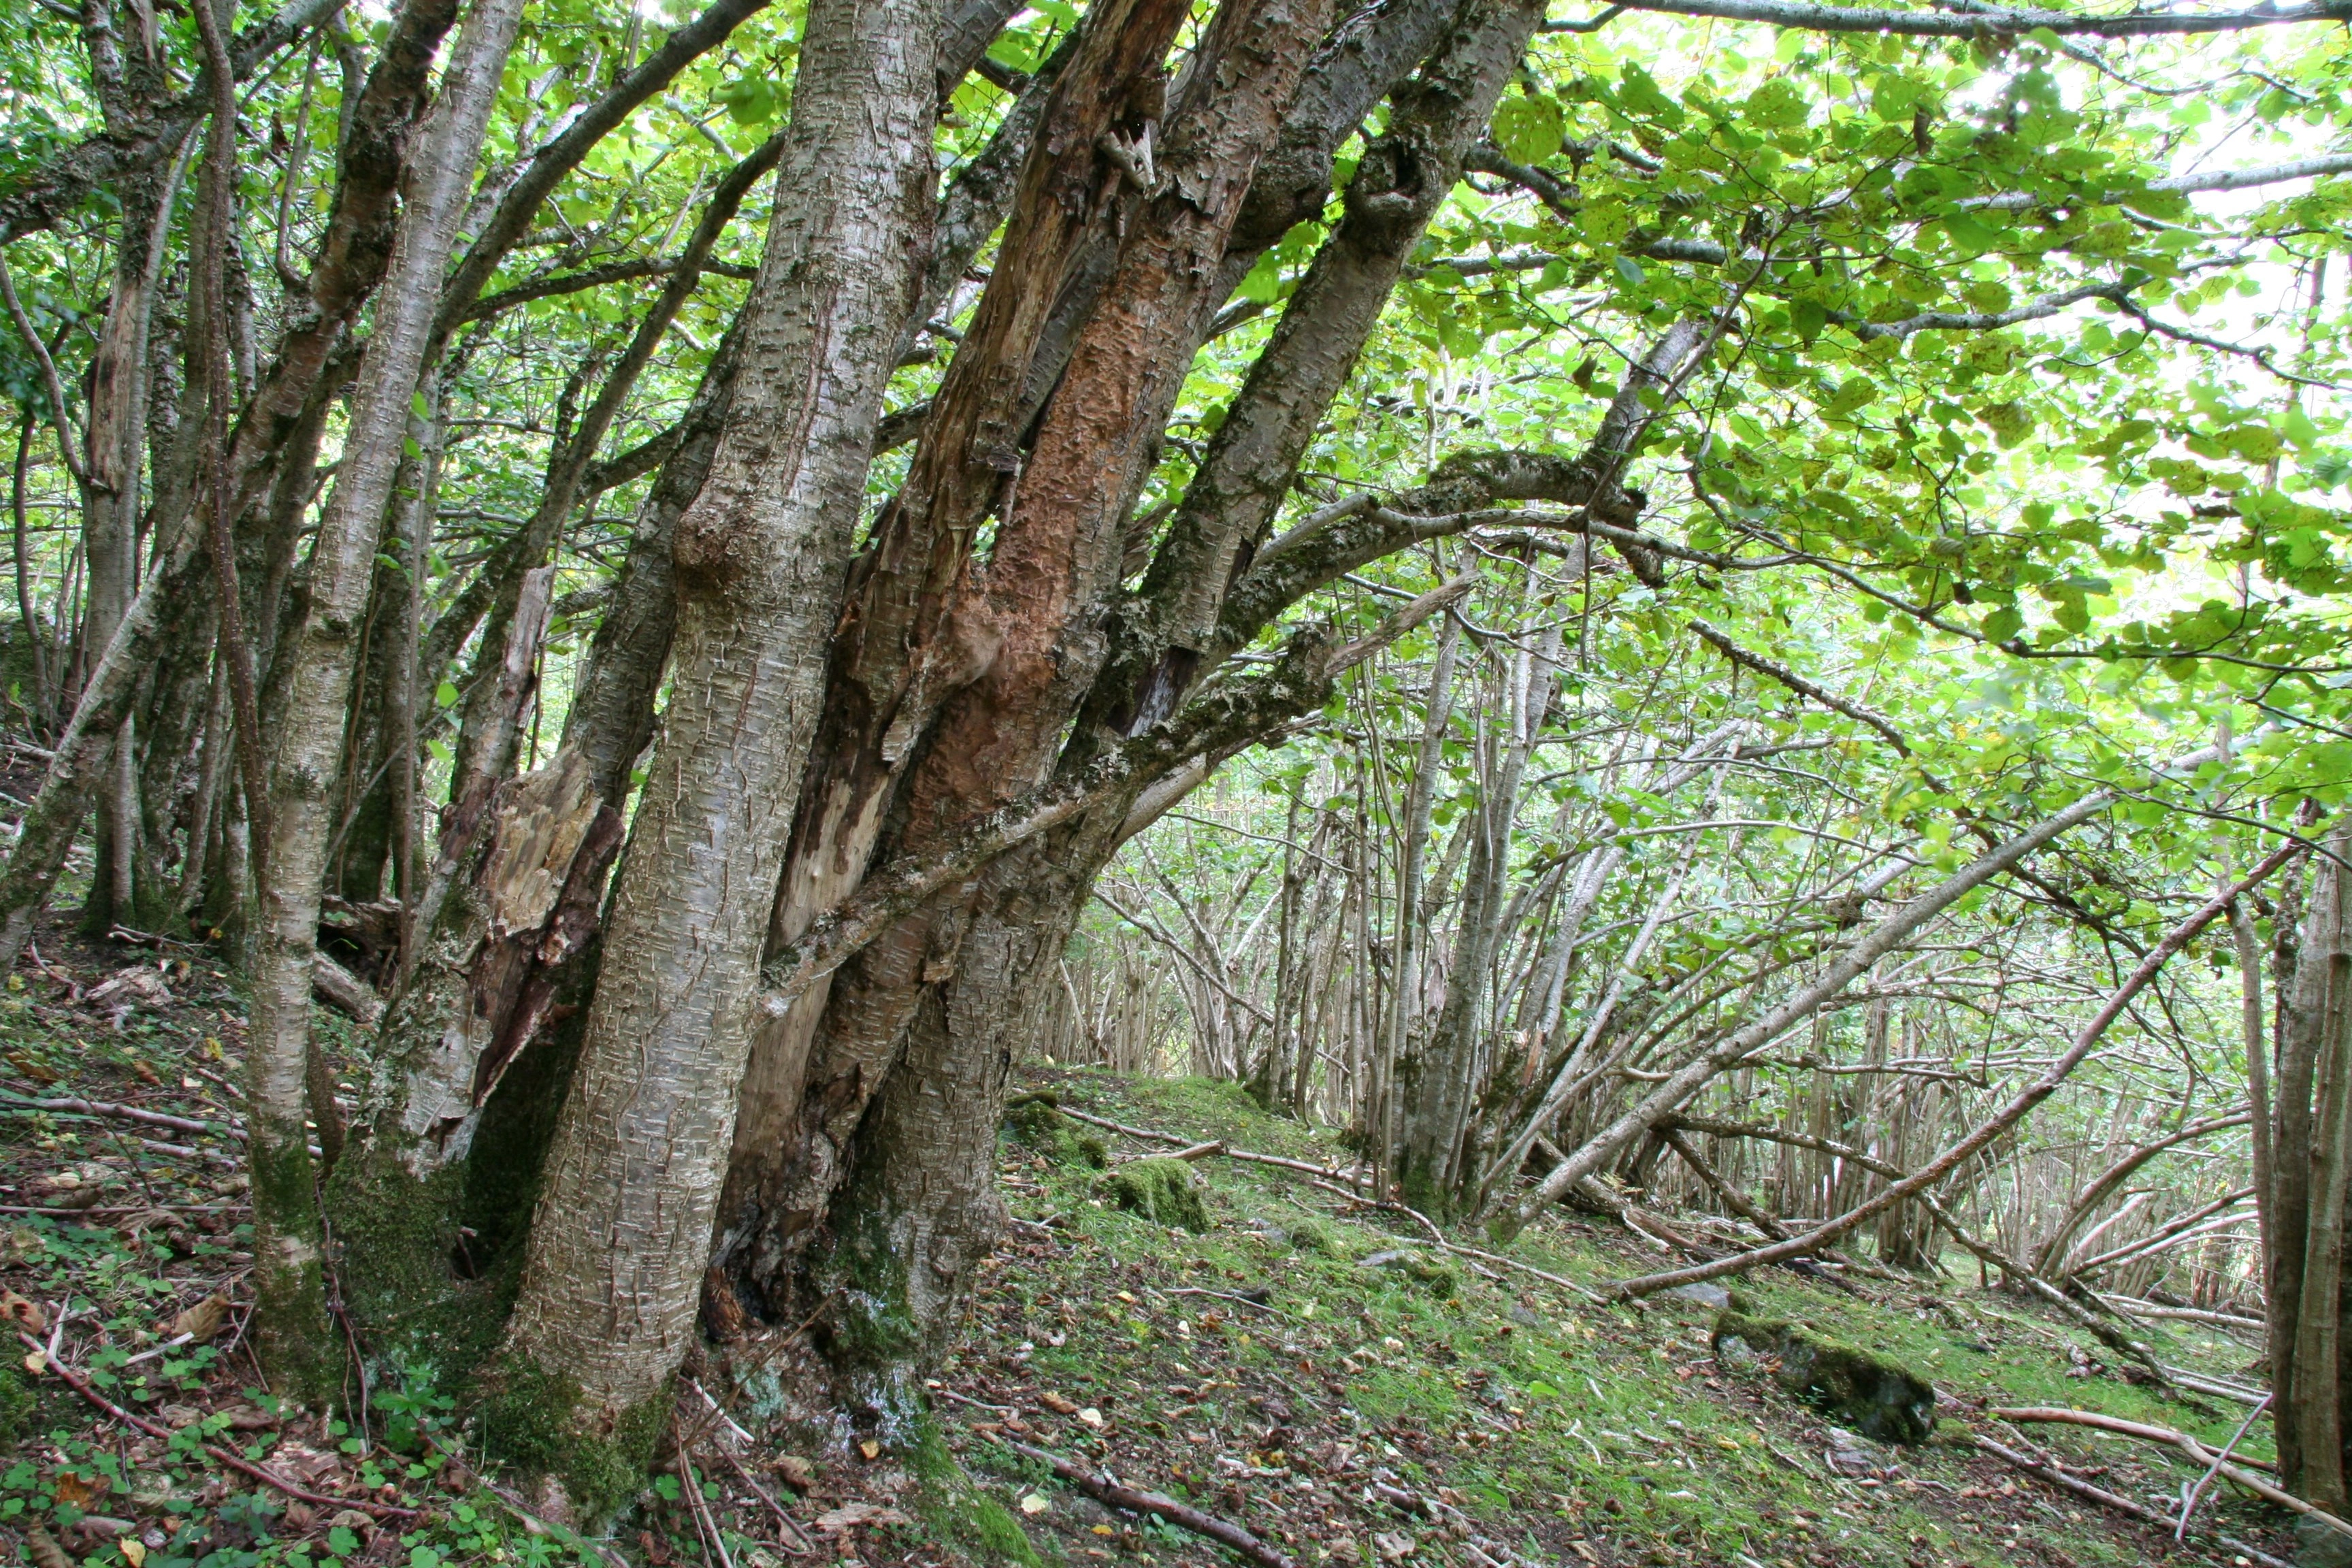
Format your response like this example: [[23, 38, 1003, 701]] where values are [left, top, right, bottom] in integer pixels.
[[0, 932, 2304, 1568]]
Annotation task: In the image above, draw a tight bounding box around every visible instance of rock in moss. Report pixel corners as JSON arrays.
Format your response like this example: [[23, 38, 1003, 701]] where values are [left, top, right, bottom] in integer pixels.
[[1104, 1158, 1211, 1231], [1361, 1248, 1458, 1296], [1002, 1093, 1109, 1169], [1710, 1310, 1937, 1444]]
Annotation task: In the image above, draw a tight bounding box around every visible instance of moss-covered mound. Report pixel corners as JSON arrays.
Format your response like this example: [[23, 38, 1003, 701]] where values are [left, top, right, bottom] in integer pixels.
[[1712, 1309, 1938, 1444], [1002, 1092, 1109, 1169], [1104, 1158, 1212, 1231]]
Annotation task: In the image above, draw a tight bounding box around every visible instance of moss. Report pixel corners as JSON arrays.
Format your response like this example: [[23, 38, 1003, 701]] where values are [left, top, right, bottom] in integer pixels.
[[1283, 1215, 1336, 1254], [810, 1183, 927, 1431], [1711, 1309, 1938, 1444], [0, 1364, 31, 1446], [906, 1420, 1041, 1566], [247, 1123, 338, 1404], [1104, 1157, 1211, 1231], [324, 1144, 516, 1380], [1002, 1094, 1108, 1169], [476, 1353, 668, 1526]]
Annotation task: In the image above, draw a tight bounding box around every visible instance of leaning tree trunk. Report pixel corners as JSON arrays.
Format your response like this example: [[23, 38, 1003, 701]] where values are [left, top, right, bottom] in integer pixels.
[[492, 0, 944, 1514], [242, 0, 526, 1390]]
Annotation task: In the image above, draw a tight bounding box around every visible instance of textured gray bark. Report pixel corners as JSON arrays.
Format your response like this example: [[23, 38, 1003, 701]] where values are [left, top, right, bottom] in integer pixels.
[[243, 0, 527, 1386], [500, 0, 944, 1455]]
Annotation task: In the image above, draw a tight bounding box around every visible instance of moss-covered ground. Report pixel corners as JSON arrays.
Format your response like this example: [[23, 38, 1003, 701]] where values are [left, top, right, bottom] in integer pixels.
[[921, 1069, 2289, 1568], [0, 943, 2298, 1568]]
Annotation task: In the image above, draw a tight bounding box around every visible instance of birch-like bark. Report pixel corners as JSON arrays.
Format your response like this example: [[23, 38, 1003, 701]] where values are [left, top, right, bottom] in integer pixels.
[[243, 0, 527, 1388], [500, 0, 943, 1471]]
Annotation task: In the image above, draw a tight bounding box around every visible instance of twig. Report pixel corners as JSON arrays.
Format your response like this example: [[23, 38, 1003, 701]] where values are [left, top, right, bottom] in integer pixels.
[[678, 1452, 735, 1568], [995, 1435, 1294, 1568], [2179, 1393, 2272, 1540], [933, 1386, 1018, 1414], [1162, 1286, 1279, 1313], [699, 1425, 815, 1557], [19, 1329, 414, 1519]]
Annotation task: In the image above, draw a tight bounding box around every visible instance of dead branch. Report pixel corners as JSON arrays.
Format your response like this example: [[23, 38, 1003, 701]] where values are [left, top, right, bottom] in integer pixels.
[[996, 1436, 1294, 1568]]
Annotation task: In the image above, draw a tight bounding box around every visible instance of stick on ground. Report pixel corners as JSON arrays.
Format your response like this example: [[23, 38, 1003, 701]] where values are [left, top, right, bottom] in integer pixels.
[[996, 1435, 1296, 1568]]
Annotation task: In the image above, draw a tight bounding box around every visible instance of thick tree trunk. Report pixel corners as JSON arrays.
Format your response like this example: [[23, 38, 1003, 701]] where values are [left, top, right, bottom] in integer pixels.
[[243, 0, 525, 1391], [493, 0, 943, 1509], [716, 0, 1335, 1374]]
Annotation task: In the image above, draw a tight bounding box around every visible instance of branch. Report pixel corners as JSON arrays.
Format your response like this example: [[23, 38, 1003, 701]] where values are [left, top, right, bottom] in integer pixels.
[[431, 0, 773, 333], [0, 0, 345, 244], [1618, 0, 2352, 36], [1601, 840, 2299, 1299], [993, 1437, 1294, 1568], [1687, 619, 1908, 755]]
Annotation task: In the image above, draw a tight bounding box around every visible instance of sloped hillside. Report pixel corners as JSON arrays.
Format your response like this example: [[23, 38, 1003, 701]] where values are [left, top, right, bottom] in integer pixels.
[[0, 962, 2296, 1568]]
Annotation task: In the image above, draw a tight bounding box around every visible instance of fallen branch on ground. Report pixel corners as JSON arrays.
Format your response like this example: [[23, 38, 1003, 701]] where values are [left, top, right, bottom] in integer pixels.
[[1989, 1406, 2348, 1537], [1058, 1107, 1359, 1181], [1967, 1433, 2291, 1568], [995, 1436, 1294, 1568], [1303, 1177, 1605, 1301], [19, 1330, 414, 1520], [0, 1088, 235, 1140]]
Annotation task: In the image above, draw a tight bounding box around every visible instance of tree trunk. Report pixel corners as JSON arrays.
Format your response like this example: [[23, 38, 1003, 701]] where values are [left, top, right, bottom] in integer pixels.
[[493, 0, 943, 1509], [244, 0, 526, 1391], [715, 0, 1335, 1392], [2276, 823, 2352, 1505]]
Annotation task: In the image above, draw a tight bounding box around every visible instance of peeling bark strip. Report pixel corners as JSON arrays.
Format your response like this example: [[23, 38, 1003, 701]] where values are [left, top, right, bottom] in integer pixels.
[[245, 0, 530, 1389], [714, 0, 1230, 1302], [719, 0, 1341, 1356], [500, 0, 947, 1462]]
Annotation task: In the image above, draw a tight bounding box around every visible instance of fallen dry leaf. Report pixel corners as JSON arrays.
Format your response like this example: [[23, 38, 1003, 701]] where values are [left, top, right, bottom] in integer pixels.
[[1018, 1494, 1049, 1515], [172, 1294, 231, 1342], [773, 1455, 817, 1491], [1077, 1407, 1104, 1429], [1, 1290, 47, 1333], [1039, 1391, 1079, 1415], [26, 1526, 73, 1568], [856, 1438, 881, 1460]]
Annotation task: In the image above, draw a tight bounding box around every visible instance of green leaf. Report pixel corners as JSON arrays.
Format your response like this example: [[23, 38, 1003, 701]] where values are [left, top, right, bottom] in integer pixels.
[[1492, 93, 1565, 165]]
